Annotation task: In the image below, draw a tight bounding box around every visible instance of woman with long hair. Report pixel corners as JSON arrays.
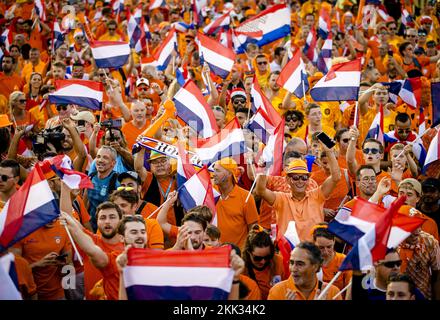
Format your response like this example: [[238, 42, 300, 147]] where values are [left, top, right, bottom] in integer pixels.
[[242, 225, 287, 300]]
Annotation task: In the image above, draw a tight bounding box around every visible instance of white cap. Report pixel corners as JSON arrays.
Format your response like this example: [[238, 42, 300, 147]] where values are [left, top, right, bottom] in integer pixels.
[[136, 78, 150, 87]]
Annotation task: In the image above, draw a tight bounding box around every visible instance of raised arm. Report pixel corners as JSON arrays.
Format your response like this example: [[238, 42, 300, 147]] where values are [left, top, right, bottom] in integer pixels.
[[346, 126, 360, 176], [255, 174, 276, 206], [157, 191, 178, 235], [321, 144, 341, 199]]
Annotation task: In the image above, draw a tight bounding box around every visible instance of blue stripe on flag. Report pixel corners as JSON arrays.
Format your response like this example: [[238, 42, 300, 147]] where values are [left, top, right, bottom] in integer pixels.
[[48, 96, 102, 110], [127, 285, 229, 300]]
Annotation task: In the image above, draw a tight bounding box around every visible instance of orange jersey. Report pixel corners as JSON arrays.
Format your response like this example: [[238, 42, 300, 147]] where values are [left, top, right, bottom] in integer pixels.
[[268, 275, 341, 300], [13, 253, 37, 299], [239, 274, 262, 300], [13, 222, 71, 300], [322, 252, 352, 291], [121, 120, 151, 151]]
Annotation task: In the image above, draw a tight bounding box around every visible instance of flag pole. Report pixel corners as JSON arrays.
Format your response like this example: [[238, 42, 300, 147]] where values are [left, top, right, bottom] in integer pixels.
[[302, 79, 307, 102], [146, 196, 175, 220], [63, 224, 84, 266], [316, 271, 341, 300], [245, 174, 259, 203], [332, 281, 351, 300]]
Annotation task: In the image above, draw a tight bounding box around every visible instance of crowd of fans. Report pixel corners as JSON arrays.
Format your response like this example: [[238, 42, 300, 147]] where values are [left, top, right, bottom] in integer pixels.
[[0, 0, 440, 301]]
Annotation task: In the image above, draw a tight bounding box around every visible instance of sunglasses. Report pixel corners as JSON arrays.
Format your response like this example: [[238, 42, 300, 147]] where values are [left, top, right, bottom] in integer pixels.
[[117, 186, 134, 191], [98, 73, 106, 77], [212, 106, 225, 114], [108, 28, 116, 31], [252, 254, 271, 262], [363, 148, 380, 155], [286, 116, 299, 122], [289, 175, 309, 181], [389, 27, 397, 30], [397, 128, 411, 133], [232, 99, 246, 104], [137, 87, 149, 92], [406, 35, 417, 38], [381, 260, 402, 268], [56, 105, 68, 111], [257, 61, 268, 65], [341, 138, 350, 143], [0, 175, 15, 182]]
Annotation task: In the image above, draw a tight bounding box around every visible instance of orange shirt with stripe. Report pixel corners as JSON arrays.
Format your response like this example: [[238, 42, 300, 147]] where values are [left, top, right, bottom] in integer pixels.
[[216, 184, 260, 250], [268, 275, 341, 300]]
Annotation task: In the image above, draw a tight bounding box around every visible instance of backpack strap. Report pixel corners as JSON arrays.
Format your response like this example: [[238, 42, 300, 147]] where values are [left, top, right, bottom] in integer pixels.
[[107, 171, 119, 195], [135, 201, 148, 216]]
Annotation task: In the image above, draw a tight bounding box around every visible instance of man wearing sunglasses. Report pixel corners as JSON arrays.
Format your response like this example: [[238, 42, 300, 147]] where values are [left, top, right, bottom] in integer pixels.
[[0, 159, 20, 210], [256, 142, 340, 242], [349, 249, 402, 300], [254, 54, 270, 88]]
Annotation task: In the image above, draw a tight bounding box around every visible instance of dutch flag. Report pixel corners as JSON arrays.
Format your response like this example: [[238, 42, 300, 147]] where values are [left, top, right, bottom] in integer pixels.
[[90, 40, 131, 69], [48, 79, 104, 110], [276, 49, 309, 99]]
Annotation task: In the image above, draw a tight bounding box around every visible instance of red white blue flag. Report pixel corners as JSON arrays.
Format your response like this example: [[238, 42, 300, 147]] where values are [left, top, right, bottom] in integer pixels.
[[49, 79, 104, 110], [90, 40, 131, 69], [277, 49, 309, 99]]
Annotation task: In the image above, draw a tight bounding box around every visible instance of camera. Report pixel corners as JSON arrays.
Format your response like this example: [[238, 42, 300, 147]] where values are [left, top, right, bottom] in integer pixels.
[[32, 126, 66, 155], [100, 118, 122, 129]]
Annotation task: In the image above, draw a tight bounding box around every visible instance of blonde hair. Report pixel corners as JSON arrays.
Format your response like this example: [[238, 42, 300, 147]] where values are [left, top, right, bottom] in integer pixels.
[[390, 143, 404, 153]]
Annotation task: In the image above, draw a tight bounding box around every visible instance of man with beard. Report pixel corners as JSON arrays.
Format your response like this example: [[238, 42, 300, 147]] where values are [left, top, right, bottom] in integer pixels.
[[417, 178, 440, 229], [60, 212, 146, 300], [268, 242, 341, 300], [56, 118, 87, 171], [284, 110, 305, 140], [0, 55, 25, 98], [171, 212, 208, 251]]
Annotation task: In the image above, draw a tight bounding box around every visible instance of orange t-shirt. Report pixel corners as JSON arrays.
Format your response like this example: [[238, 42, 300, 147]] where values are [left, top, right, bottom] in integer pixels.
[[240, 274, 262, 300], [245, 254, 287, 300], [99, 251, 121, 300], [216, 184, 260, 250], [268, 275, 341, 300], [145, 219, 165, 250], [82, 229, 124, 300], [0, 72, 25, 98], [272, 188, 326, 242], [121, 120, 151, 151], [14, 253, 37, 299], [311, 168, 349, 211], [13, 222, 71, 300], [322, 252, 352, 291]]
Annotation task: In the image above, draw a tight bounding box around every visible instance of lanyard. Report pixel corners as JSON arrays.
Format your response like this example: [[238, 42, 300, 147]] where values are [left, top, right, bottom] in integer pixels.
[[158, 177, 174, 201]]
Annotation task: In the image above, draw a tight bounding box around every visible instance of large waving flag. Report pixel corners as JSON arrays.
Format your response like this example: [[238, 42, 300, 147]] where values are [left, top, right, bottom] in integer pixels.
[[39, 155, 94, 190], [247, 108, 276, 145], [178, 166, 217, 216], [173, 80, 219, 138], [250, 76, 282, 127], [0, 166, 60, 252], [233, 4, 291, 54], [34, 0, 47, 21], [328, 197, 423, 270], [203, 10, 231, 35], [149, 0, 166, 11], [0, 28, 13, 50], [423, 128, 440, 172], [48, 79, 104, 110], [196, 118, 245, 165], [365, 103, 384, 144], [399, 77, 421, 109], [52, 21, 65, 52], [0, 253, 22, 300], [317, 34, 332, 74], [303, 28, 318, 64], [310, 59, 362, 101], [276, 49, 309, 99], [123, 246, 234, 300], [90, 40, 130, 69], [401, 8, 414, 27], [127, 14, 143, 53], [197, 32, 236, 79], [192, 0, 208, 26]]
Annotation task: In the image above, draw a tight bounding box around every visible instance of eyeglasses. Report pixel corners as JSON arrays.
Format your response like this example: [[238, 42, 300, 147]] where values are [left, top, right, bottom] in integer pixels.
[[252, 254, 272, 262], [288, 174, 309, 181], [117, 186, 134, 191], [363, 148, 380, 155], [150, 159, 168, 166], [108, 28, 116, 31], [286, 116, 299, 122], [406, 34, 417, 38], [232, 98, 246, 104], [381, 260, 402, 268], [0, 175, 15, 182], [56, 105, 68, 111], [341, 138, 350, 143], [18, 99, 26, 103], [257, 61, 268, 66]]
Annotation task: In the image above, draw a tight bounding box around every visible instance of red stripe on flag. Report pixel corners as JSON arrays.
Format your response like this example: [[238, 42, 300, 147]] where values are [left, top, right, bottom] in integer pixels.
[[54, 79, 104, 92]]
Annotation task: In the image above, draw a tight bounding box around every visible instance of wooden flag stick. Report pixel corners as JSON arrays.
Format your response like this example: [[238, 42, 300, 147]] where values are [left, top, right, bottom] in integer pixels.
[[316, 271, 341, 300], [63, 224, 83, 266], [333, 281, 352, 300], [245, 174, 259, 203]]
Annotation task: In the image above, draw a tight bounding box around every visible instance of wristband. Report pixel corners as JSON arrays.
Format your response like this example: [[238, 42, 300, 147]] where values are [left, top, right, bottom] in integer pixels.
[[232, 279, 240, 284]]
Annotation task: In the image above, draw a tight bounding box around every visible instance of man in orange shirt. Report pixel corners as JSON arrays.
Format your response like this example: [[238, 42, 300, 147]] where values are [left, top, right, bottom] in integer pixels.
[[256, 146, 340, 242], [213, 157, 259, 249], [0, 159, 20, 210], [121, 100, 151, 150], [268, 242, 341, 300], [0, 55, 25, 98], [21, 48, 46, 83], [312, 224, 352, 291], [110, 188, 164, 250]]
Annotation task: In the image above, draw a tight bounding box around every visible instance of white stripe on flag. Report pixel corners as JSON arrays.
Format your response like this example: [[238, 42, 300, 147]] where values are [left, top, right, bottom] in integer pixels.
[[388, 227, 411, 249], [51, 84, 103, 101], [183, 175, 208, 205], [313, 71, 360, 88], [199, 45, 234, 73], [23, 180, 56, 216], [335, 215, 375, 235], [92, 43, 130, 59], [196, 129, 244, 161], [124, 266, 234, 291]]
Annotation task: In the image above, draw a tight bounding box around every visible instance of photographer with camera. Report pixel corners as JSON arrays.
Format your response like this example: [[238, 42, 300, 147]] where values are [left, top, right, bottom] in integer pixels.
[[89, 120, 133, 174]]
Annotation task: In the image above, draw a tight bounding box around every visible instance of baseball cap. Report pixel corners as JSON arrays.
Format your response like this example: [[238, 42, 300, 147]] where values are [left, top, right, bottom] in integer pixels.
[[230, 88, 247, 100], [118, 171, 141, 184], [399, 178, 422, 195], [0, 114, 13, 128], [148, 151, 167, 162], [70, 111, 96, 124], [421, 178, 440, 191], [136, 78, 150, 87], [286, 159, 309, 175]]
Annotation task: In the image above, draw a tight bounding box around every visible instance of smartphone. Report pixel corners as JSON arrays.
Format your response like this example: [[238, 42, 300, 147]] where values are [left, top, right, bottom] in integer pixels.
[[56, 253, 68, 261], [316, 132, 336, 149]]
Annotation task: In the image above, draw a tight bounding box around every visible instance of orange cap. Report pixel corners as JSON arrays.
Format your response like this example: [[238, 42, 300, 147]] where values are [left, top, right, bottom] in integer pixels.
[[0, 114, 13, 128]]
